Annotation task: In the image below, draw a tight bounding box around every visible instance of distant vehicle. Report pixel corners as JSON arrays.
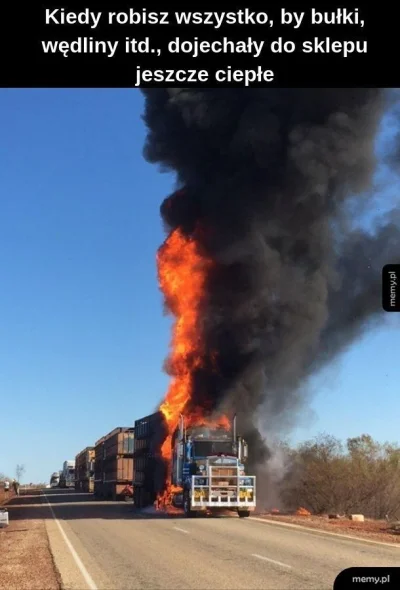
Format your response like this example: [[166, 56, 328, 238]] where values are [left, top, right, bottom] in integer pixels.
[[59, 460, 75, 488], [50, 472, 60, 487]]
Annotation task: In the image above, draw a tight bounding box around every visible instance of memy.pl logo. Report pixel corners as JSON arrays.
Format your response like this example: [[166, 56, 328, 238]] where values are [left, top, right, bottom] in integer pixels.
[[382, 265, 399, 312]]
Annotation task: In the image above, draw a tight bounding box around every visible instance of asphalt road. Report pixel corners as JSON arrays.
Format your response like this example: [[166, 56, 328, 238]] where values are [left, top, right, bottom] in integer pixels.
[[43, 489, 399, 590]]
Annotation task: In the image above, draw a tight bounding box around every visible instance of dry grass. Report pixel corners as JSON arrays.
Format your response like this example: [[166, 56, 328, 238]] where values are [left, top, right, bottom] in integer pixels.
[[0, 491, 61, 590], [255, 511, 400, 544]]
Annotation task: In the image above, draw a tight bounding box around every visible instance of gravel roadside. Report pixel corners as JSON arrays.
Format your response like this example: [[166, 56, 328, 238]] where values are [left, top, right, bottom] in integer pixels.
[[254, 512, 400, 544], [0, 491, 61, 590]]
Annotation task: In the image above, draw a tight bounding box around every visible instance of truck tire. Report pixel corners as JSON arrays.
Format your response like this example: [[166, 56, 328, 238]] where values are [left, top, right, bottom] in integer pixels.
[[237, 510, 250, 518], [183, 491, 197, 518]]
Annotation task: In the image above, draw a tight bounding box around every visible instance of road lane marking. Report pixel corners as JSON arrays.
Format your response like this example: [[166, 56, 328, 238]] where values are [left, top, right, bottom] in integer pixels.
[[251, 553, 292, 569], [173, 526, 189, 534], [248, 517, 400, 548], [43, 494, 98, 590]]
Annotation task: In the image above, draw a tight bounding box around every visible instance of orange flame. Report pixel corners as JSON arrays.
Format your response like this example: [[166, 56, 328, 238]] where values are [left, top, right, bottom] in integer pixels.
[[296, 507, 311, 516], [157, 228, 214, 453], [155, 226, 230, 508]]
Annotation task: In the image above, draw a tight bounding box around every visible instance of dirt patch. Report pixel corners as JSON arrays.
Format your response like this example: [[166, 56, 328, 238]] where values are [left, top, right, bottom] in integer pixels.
[[255, 512, 400, 544], [0, 490, 15, 506], [0, 492, 61, 590]]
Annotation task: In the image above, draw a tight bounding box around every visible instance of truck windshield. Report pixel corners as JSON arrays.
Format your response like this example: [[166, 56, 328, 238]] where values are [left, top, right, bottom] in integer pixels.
[[193, 441, 234, 457]]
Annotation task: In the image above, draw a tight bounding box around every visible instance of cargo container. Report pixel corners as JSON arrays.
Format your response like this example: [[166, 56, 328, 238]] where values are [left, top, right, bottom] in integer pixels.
[[133, 412, 168, 508], [94, 435, 105, 495], [93, 427, 134, 500], [75, 447, 95, 493]]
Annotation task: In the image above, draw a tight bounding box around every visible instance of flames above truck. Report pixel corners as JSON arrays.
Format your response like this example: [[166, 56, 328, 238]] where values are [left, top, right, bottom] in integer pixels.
[[157, 221, 231, 462]]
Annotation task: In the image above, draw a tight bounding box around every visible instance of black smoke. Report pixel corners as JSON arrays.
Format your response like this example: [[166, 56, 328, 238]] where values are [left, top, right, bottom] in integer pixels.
[[141, 89, 400, 471]]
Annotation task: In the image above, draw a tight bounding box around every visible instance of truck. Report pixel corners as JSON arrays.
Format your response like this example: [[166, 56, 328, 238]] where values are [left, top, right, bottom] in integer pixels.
[[75, 447, 95, 493], [50, 472, 60, 488], [93, 427, 134, 501], [132, 411, 256, 517], [59, 460, 75, 488]]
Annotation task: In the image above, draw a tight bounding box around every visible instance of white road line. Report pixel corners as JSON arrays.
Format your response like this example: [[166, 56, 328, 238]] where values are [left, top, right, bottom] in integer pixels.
[[43, 494, 98, 590], [251, 553, 292, 569], [173, 526, 189, 534], [249, 516, 400, 548]]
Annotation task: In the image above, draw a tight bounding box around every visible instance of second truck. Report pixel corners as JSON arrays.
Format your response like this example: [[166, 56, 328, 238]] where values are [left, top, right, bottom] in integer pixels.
[[59, 460, 75, 488]]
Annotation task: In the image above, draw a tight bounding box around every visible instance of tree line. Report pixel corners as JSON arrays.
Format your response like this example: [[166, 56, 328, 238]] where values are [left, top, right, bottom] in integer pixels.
[[277, 433, 400, 520]]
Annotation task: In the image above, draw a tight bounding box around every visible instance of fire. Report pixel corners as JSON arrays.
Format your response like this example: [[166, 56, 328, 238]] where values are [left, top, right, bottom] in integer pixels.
[[296, 507, 311, 516], [157, 227, 215, 457], [155, 224, 230, 509], [156, 484, 183, 510]]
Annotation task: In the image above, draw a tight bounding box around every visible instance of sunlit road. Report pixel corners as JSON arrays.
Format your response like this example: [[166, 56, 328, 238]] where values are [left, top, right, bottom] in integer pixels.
[[42, 489, 399, 590]]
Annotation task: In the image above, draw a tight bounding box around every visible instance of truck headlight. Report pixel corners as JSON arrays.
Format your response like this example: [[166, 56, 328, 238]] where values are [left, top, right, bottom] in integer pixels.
[[239, 477, 252, 486]]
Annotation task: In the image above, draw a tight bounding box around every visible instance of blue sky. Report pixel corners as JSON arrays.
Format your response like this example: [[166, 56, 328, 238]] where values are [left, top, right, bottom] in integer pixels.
[[0, 89, 398, 483]]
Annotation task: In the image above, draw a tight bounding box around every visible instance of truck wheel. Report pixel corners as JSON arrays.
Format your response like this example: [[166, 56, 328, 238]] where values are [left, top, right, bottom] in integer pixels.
[[237, 510, 250, 518], [183, 492, 196, 518]]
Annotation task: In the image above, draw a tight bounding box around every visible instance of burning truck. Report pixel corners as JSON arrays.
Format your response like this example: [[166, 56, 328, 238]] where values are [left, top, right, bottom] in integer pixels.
[[133, 411, 255, 517], [138, 89, 398, 518], [130, 196, 256, 516]]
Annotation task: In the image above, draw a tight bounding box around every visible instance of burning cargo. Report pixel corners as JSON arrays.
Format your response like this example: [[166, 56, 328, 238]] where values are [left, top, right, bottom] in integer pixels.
[[133, 412, 168, 509], [75, 447, 95, 493], [93, 427, 134, 500]]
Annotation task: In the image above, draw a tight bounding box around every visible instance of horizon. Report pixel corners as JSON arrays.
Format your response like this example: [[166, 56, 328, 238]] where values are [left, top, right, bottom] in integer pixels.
[[0, 89, 398, 484]]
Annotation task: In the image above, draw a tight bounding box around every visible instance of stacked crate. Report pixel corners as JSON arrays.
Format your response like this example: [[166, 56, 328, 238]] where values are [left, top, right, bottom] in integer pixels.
[[94, 427, 134, 500], [94, 435, 106, 498], [75, 447, 95, 493]]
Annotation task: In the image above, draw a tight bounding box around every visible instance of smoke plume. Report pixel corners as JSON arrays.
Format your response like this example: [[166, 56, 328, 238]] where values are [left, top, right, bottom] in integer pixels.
[[141, 89, 400, 471]]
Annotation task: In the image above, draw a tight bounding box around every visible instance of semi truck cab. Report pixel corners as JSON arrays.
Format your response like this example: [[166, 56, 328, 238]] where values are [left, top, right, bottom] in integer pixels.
[[50, 472, 60, 488], [170, 415, 256, 517]]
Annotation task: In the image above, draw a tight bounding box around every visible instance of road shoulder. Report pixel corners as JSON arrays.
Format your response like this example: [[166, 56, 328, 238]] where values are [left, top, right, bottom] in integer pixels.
[[0, 491, 61, 590]]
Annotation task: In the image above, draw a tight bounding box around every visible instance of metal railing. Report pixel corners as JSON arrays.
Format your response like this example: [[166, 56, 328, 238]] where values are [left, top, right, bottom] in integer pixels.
[[190, 467, 256, 508]]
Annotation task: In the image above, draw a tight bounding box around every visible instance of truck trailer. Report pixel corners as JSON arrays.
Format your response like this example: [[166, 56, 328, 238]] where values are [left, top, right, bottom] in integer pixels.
[[59, 460, 75, 488], [93, 427, 134, 500], [75, 447, 95, 493], [133, 412, 168, 509], [132, 411, 256, 517]]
